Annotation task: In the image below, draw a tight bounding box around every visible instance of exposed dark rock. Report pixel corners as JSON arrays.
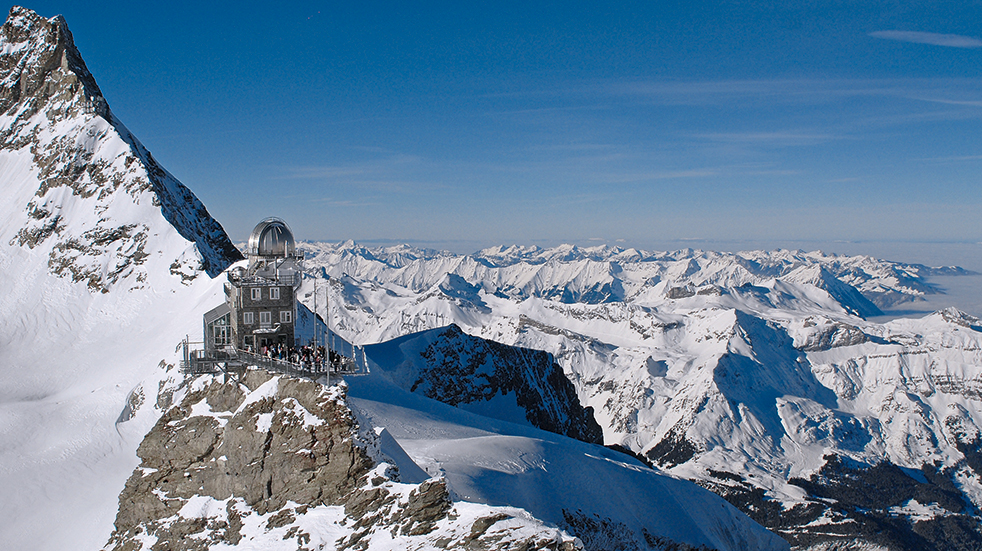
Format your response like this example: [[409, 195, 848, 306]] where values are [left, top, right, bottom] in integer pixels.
[[561, 510, 643, 551], [396, 479, 453, 536], [562, 510, 714, 551], [370, 324, 604, 445], [797, 322, 871, 352], [938, 308, 982, 332], [696, 472, 823, 531], [107, 369, 582, 551], [646, 424, 698, 468], [696, 285, 723, 296], [105, 372, 376, 550], [666, 286, 696, 299], [779, 454, 982, 551], [606, 443, 655, 469]]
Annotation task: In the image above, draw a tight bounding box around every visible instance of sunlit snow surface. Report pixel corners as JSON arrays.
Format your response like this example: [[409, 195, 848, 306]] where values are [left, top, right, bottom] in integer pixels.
[[300, 241, 982, 522], [0, 26, 229, 548], [346, 373, 785, 551]]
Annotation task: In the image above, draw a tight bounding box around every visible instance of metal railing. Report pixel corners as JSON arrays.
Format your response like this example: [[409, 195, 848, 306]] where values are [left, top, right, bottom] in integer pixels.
[[181, 339, 365, 381], [227, 271, 302, 288]]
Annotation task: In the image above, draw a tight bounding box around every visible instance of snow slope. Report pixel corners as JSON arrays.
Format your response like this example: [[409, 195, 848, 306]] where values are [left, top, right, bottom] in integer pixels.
[[0, 7, 239, 550], [346, 372, 787, 551]]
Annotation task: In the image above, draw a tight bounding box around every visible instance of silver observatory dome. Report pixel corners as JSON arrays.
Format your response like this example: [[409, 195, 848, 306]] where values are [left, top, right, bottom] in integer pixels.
[[247, 217, 296, 258]]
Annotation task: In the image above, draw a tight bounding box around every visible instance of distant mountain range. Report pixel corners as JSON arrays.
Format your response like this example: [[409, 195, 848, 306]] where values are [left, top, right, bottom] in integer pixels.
[[297, 240, 982, 550]]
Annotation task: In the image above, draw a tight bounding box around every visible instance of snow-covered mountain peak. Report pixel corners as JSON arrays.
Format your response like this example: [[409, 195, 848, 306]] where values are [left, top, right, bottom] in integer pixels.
[[0, 14, 245, 544], [0, 6, 104, 118], [0, 7, 241, 288], [932, 306, 981, 329]]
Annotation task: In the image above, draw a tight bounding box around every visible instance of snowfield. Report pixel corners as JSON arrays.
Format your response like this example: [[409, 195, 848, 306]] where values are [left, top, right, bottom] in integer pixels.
[[346, 373, 785, 551]]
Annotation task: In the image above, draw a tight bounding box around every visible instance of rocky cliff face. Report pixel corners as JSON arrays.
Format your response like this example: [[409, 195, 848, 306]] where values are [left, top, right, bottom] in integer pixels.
[[366, 324, 605, 444], [0, 6, 241, 286], [106, 370, 580, 551], [0, 9, 247, 549]]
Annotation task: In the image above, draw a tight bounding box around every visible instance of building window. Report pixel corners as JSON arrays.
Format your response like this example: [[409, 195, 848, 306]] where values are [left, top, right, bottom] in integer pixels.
[[243, 311, 254, 325], [260, 311, 271, 326], [280, 310, 292, 323], [251, 288, 261, 301], [213, 325, 230, 346], [270, 287, 280, 300]]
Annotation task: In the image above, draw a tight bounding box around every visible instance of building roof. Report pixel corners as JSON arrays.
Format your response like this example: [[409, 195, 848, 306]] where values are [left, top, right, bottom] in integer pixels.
[[247, 217, 296, 258], [203, 302, 230, 324]]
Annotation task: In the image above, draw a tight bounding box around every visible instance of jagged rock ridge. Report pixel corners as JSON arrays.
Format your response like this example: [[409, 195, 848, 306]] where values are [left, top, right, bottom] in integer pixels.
[[0, 6, 241, 286]]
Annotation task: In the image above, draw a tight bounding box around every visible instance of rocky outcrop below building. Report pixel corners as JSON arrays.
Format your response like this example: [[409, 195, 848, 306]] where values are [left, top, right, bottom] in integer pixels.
[[104, 370, 580, 551]]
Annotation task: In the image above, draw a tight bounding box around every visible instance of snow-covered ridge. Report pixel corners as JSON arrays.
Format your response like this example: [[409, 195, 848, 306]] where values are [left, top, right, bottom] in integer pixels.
[[302, 240, 973, 312], [0, 6, 241, 285], [0, 7, 242, 550], [364, 324, 605, 444], [106, 370, 586, 551]]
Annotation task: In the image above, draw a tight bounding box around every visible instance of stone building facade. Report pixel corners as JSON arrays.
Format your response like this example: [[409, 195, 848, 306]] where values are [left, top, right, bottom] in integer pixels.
[[203, 218, 304, 352]]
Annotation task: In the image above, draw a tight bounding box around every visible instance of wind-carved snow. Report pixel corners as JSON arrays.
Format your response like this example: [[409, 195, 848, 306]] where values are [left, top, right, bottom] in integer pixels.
[[300, 240, 982, 549], [345, 373, 786, 551]]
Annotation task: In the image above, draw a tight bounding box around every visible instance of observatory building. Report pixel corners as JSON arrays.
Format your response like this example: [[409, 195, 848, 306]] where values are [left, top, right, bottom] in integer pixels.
[[203, 217, 322, 353]]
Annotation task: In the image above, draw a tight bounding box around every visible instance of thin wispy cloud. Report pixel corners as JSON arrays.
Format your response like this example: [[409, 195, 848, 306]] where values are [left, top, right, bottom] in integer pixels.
[[282, 167, 369, 179], [308, 198, 381, 207], [909, 97, 982, 107], [693, 132, 838, 146], [917, 154, 982, 163], [596, 78, 982, 106], [869, 30, 982, 48], [600, 169, 718, 184]]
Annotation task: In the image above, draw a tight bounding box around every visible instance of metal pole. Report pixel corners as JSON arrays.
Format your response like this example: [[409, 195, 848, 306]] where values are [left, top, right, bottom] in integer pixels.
[[312, 275, 317, 349], [324, 278, 331, 374]]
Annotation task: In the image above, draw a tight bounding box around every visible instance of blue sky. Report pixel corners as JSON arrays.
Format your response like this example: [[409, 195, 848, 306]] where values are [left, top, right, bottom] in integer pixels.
[[22, 1, 982, 262]]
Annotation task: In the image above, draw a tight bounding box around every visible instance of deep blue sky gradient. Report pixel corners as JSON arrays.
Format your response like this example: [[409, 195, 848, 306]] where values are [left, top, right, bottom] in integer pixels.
[[19, 1, 982, 263]]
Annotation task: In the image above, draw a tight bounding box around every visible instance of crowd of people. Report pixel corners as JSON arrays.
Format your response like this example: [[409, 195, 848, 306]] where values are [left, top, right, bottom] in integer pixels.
[[256, 342, 345, 371]]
